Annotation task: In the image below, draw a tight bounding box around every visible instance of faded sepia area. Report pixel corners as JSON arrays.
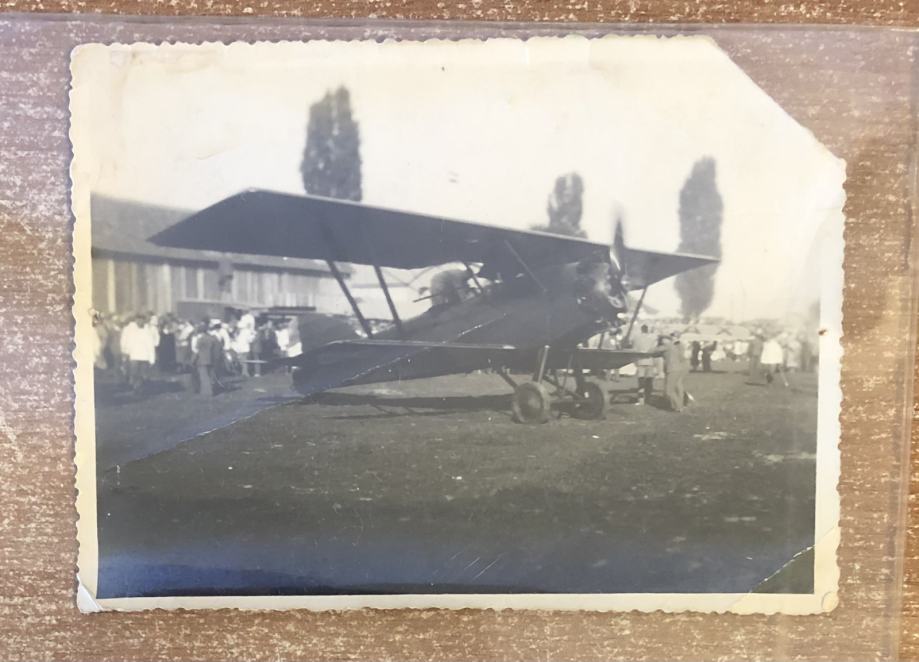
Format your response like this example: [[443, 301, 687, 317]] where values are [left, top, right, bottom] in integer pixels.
[[70, 37, 843, 611]]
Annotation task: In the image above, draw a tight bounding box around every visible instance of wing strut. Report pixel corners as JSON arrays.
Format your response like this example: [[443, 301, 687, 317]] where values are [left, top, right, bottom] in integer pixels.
[[503, 239, 547, 293], [373, 264, 404, 336], [326, 259, 373, 338], [624, 286, 648, 340], [462, 261, 485, 294], [318, 220, 374, 337]]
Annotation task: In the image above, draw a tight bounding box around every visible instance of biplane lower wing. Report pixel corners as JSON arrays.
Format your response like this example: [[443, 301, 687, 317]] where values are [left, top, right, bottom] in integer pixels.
[[288, 339, 651, 396], [558, 348, 651, 370]]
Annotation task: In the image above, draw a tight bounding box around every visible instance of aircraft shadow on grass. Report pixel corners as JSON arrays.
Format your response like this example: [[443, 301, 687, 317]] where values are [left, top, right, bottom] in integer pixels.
[[298, 388, 642, 421], [301, 391, 514, 419]]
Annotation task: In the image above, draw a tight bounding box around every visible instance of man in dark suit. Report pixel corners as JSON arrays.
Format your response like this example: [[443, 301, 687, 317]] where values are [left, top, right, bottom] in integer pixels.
[[193, 322, 221, 396]]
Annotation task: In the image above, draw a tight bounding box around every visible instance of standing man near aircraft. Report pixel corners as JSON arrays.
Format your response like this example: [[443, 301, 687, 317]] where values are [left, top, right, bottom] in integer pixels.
[[632, 324, 659, 405], [663, 333, 690, 412], [193, 322, 221, 397]]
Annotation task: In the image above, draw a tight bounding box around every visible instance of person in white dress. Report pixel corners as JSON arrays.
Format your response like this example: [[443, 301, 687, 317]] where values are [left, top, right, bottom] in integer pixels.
[[232, 317, 257, 376], [120, 314, 157, 393], [760, 336, 785, 385]]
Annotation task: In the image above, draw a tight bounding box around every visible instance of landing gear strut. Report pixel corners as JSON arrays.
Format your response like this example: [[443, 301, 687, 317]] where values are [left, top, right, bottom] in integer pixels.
[[510, 345, 610, 423]]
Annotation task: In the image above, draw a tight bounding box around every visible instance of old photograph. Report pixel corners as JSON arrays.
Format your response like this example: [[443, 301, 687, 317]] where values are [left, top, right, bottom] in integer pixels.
[[71, 36, 843, 612]]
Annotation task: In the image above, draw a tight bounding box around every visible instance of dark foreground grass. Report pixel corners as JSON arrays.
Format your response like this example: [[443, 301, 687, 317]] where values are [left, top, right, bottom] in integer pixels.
[[96, 365, 818, 597]]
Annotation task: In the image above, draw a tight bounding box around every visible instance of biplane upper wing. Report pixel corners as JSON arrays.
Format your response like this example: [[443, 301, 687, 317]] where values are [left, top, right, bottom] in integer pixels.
[[151, 189, 717, 285], [619, 247, 718, 291], [612, 221, 718, 291], [289, 339, 652, 396], [150, 189, 607, 273]]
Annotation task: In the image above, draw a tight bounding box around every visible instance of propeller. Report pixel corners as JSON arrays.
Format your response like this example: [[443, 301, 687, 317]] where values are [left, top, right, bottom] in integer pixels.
[[610, 215, 626, 276], [608, 212, 656, 318], [574, 214, 630, 321]]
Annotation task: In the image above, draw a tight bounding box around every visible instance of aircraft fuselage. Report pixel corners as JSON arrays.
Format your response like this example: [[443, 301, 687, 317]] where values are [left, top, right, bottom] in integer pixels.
[[291, 260, 628, 391]]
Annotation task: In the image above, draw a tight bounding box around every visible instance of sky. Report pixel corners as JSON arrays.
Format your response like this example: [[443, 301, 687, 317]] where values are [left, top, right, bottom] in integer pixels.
[[74, 36, 845, 321]]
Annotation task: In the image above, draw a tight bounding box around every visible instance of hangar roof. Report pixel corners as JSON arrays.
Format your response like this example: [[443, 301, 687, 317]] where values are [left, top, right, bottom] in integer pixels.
[[90, 194, 344, 275]]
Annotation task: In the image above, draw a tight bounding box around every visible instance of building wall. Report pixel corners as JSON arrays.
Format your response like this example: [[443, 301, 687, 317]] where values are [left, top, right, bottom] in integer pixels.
[[91, 254, 339, 315]]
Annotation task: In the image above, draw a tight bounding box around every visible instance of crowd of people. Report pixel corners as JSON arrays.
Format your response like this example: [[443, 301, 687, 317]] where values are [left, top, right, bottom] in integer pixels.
[[618, 323, 819, 412], [92, 305, 818, 409], [745, 330, 816, 384], [91, 309, 301, 396]]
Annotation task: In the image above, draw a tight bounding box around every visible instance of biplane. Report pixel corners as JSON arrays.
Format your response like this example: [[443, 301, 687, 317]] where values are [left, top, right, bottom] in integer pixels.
[[152, 190, 717, 423]]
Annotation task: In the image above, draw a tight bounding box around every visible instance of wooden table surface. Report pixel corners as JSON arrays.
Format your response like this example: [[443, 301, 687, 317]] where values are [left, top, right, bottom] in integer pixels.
[[0, 2, 917, 661]]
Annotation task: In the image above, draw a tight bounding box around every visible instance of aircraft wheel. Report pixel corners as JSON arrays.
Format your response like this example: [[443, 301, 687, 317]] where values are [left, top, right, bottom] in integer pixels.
[[512, 381, 551, 424], [573, 379, 608, 420]]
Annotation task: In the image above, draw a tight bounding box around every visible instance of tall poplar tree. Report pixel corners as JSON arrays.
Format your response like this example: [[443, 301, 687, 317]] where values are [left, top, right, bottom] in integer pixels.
[[531, 172, 586, 238], [300, 86, 362, 201], [674, 157, 723, 321]]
